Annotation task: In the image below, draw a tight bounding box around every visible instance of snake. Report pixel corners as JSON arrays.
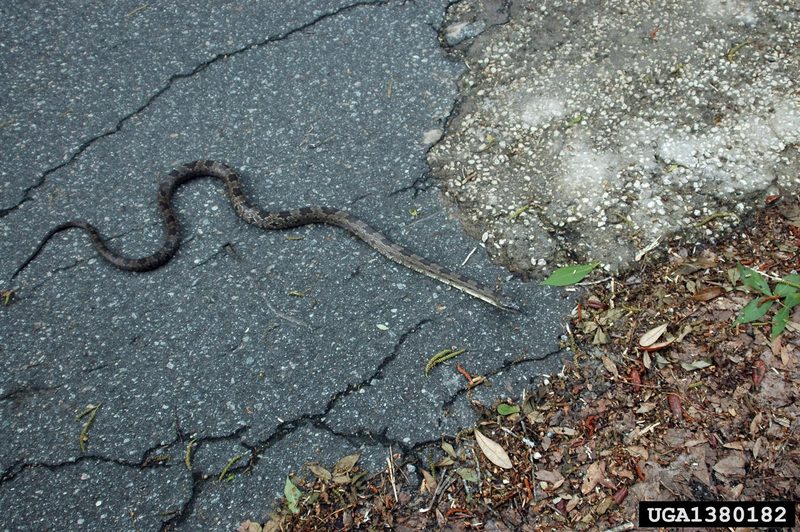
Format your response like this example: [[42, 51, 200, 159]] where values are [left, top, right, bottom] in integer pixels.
[[11, 160, 519, 311]]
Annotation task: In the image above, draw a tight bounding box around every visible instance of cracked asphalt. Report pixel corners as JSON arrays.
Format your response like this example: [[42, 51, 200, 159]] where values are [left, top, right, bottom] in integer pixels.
[[0, 1, 572, 529]]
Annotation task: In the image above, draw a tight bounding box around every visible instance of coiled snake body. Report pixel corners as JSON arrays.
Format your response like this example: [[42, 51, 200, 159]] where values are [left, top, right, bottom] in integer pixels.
[[12, 160, 518, 311]]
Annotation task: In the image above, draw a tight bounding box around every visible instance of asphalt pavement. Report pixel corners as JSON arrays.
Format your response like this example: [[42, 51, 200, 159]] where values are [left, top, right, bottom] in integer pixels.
[[0, 1, 571, 529]]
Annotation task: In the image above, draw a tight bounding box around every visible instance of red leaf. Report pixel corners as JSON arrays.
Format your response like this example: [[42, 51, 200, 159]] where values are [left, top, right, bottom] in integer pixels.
[[635, 461, 646, 481], [584, 415, 598, 437], [629, 368, 642, 392], [554, 499, 567, 515], [667, 393, 682, 419], [613, 486, 628, 505], [691, 286, 723, 302], [752, 360, 766, 387]]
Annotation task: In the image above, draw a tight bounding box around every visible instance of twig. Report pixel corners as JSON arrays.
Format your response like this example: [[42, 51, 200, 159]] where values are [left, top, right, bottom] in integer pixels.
[[386, 446, 398, 502]]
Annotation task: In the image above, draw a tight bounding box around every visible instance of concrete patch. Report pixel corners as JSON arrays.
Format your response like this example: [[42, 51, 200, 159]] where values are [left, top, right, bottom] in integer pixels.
[[430, 0, 800, 274]]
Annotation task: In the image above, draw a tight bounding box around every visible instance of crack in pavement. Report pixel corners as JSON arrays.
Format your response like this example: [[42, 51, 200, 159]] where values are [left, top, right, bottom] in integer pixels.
[[0, 0, 398, 219], [0, 384, 62, 403], [161, 317, 432, 529]]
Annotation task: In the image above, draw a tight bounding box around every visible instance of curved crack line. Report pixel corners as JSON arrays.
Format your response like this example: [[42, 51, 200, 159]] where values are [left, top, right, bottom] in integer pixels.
[[0, 0, 397, 219]]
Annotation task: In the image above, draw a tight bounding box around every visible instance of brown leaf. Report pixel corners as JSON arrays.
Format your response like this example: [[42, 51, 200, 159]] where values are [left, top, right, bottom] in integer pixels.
[[420, 468, 437, 494], [580, 461, 606, 494], [626, 446, 649, 460], [306, 463, 332, 481], [534, 469, 565, 487], [629, 368, 642, 391], [474, 429, 512, 469], [712, 453, 746, 477], [586, 296, 607, 310], [237, 521, 263, 532], [752, 436, 764, 459], [640, 339, 675, 351], [750, 412, 763, 435], [667, 393, 682, 419], [752, 360, 766, 387], [333, 453, 359, 475], [639, 323, 668, 347], [601, 355, 619, 378], [613, 486, 628, 506], [691, 286, 723, 302]]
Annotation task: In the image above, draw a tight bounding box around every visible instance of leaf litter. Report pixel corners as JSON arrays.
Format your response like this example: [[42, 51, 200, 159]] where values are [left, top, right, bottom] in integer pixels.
[[240, 202, 799, 530]]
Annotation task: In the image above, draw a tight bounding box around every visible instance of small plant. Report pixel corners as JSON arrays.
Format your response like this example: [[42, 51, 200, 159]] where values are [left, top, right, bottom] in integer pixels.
[[735, 263, 800, 339]]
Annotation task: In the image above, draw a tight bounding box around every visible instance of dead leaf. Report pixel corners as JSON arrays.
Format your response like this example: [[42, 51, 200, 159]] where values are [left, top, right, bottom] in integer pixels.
[[684, 439, 706, 447], [680, 359, 713, 371], [534, 469, 565, 487], [593, 327, 609, 345], [691, 286, 723, 302], [712, 453, 746, 477], [723, 441, 745, 451], [307, 463, 332, 481], [629, 368, 642, 391], [237, 520, 263, 532], [752, 360, 766, 387], [613, 486, 628, 506], [640, 339, 675, 352], [750, 412, 763, 435], [420, 469, 437, 494], [441, 441, 456, 458], [456, 467, 479, 482], [580, 461, 606, 494], [636, 403, 656, 414], [639, 323, 668, 347], [334, 454, 359, 475], [625, 446, 649, 460], [667, 393, 682, 419], [752, 437, 764, 459], [602, 355, 619, 378], [642, 350, 652, 369], [474, 429, 512, 469]]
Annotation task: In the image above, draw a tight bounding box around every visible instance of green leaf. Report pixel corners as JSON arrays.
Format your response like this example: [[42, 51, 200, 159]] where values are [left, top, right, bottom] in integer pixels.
[[543, 262, 601, 286], [775, 274, 800, 297], [456, 467, 479, 483], [771, 292, 800, 340], [497, 404, 520, 416], [784, 291, 800, 310], [736, 298, 773, 324], [680, 359, 713, 371], [284, 476, 302, 514], [737, 263, 771, 296], [772, 305, 791, 340]]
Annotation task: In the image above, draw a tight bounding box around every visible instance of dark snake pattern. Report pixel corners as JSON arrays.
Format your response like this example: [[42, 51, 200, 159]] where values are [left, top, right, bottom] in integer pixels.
[[12, 160, 518, 311]]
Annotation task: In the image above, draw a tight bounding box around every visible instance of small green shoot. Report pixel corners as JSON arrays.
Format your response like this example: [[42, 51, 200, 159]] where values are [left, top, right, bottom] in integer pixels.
[[185, 438, 197, 470], [735, 264, 800, 339], [76, 403, 102, 452], [284, 476, 302, 514], [508, 204, 530, 220], [566, 113, 584, 127], [726, 38, 751, 61], [497, 404, 520, 416], [425, 348, 466, 376], [1, 289, 13, 305], [218, 454, 241, 481]]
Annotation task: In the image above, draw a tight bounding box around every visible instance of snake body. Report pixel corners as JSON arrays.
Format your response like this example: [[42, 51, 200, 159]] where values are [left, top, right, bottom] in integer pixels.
[[12, 160, 518, 311]]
